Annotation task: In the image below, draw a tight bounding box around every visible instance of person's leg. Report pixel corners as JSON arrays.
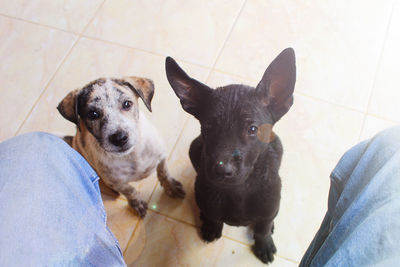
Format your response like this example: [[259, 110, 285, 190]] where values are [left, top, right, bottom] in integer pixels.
[[300, 126, 400, 266], [0, 132, 126, 266]]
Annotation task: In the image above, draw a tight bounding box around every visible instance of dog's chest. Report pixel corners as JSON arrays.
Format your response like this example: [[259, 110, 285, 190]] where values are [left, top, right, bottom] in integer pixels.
[[96, 151, 159, 184], [196, 180, 281, 226]]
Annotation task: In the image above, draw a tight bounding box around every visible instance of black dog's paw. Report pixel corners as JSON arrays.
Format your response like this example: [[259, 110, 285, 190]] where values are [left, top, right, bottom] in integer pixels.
[[200, 220, 223, 242], [128, 198, 148, 218], [252, 236, 277, 264], [164, 178, 186, 199]]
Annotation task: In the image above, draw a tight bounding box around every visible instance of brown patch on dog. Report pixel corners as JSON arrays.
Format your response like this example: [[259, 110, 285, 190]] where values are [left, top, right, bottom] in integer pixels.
[[63, 136, 73, 146], [57, 89, 80, 125], [78, 120, 88, 148], [257, 123, 275, 143], [113, 77, 154, 112], [58, 78, 107, 127], [99, 179, 120, 197]]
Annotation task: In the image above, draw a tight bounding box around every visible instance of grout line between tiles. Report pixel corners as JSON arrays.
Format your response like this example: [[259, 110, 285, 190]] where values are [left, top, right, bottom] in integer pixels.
[[357, 0, 397, 142], [0, 12, 77, 34], [5, 5, 393, 126], [123, 117, 192, 256], [122, 219, 142, 256], [145, 116, 191, 205], [13, 0, 107, 137], [0, 13, 214, 73], [293, 92, 365, 114], [363, 113, 400, 124], [81, 35, 214, 71], [145, 210, 299, 264], [205, 0, 248, 83], [4, 3, 396, 127], [13, 36, 80, 136]]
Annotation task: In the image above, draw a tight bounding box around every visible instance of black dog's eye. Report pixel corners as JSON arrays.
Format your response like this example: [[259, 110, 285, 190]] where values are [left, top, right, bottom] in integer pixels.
[[122, 100, 133, 110], [248, 125, 258, 135], [87, 110, 100, 120]]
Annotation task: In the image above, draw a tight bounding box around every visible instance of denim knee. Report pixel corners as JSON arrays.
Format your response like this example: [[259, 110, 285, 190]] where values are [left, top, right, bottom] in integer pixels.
[[369, 126, 400, 152]]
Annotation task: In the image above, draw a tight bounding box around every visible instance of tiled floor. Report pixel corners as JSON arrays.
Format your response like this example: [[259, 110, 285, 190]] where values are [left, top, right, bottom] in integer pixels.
[[1, 0, 399, 266]]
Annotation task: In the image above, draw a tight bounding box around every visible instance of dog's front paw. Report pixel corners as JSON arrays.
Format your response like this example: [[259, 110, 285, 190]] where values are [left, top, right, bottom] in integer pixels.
[[128, 199, 148, 218], [164, 178, 185, 199], [252, 235, 277, 264], [201, 220, 223, 242]]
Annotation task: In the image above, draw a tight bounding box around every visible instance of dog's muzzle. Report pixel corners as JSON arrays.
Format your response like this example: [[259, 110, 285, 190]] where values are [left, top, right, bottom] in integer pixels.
[[214, 160, 234, 178], [108, 131, 129, 147]]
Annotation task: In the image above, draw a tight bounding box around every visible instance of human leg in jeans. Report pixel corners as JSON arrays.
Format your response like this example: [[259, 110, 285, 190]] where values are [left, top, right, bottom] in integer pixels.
[[0, 132, 125, 266], [300, 126, 400, 266]]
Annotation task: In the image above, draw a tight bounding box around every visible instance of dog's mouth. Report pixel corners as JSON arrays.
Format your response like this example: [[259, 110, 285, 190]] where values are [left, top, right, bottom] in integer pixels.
[[101, 142, 135, 155]]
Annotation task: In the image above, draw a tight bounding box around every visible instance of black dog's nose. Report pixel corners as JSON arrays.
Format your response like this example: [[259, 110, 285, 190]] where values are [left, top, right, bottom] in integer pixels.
[[215, 161, 233, 177], [109, 131, 128, 147]]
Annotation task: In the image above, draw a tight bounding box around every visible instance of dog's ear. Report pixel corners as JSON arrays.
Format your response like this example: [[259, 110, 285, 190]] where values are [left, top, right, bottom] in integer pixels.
[[256, 48, 296, 122], [165, 57, 212, 118], [121, 77, 154, 112], [57, 89, 80, 127]]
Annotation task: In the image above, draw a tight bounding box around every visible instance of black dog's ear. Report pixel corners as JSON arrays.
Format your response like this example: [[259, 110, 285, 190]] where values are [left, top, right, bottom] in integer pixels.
[[57, 89, 80, 127], [121, 76, 154, 112], [165, 57, 212, 117], [256, 48, 296, 122]]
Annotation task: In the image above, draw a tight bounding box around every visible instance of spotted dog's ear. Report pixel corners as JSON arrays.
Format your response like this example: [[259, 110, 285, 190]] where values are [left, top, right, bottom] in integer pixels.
[[57, 89, 80, 128], [121, 76, 155, 112]]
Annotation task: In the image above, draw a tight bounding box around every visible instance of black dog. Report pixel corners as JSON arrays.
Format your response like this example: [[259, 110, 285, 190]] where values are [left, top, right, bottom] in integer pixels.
[[165, 48, 296, 264]]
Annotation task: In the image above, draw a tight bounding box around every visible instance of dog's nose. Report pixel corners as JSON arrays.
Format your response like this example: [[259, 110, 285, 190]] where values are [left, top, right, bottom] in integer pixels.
[[214, 161, 233, 177], [109, 131, 128, 147]]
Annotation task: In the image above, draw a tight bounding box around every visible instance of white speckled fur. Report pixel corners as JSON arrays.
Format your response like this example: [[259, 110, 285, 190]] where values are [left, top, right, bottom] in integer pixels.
[[58, 77, 185, 218]]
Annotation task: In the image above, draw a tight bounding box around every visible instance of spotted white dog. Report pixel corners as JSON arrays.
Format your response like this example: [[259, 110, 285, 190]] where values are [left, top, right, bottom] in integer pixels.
[[57, 77, 185, 217]]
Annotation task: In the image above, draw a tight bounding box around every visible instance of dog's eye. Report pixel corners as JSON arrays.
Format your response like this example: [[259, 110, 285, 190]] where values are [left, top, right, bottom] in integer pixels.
[[87, 111, 100, 120], [122, 101, 133, 110], [248, 125, 258, 135]]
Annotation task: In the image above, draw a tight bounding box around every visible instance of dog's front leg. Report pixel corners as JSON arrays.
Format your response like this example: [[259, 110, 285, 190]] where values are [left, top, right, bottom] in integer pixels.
[[108, 182, 148, 218], [200, 212, 223, 242], [252, 220, 277, 264], [156, 159, 185, 198]]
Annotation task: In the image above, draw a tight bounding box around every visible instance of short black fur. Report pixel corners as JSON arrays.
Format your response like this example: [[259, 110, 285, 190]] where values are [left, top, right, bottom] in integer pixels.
[[166, 48, 296, 264]]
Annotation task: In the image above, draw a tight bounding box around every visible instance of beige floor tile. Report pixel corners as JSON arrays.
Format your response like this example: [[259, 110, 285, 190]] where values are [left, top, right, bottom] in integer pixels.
[[368, 2, 400, 122], [102, 193, 140, 252], [272, 94, 364, 261], [123, 210, 297, 266], [148, 117, 201, 226], [0, 16, 77, 141], [0, 0, 103, 33], [84, 0, 245, 67], [102, 173, 162, 252], [17, 37, 210, 153], [215, 0, 394, 111], [359, 115, 397, 142]]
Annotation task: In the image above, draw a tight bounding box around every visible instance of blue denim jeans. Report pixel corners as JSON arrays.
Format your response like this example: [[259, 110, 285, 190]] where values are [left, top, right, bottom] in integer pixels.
[[0, 132, 125, 266], [1, 127, 400, 266], [300, 126, 400, 266]]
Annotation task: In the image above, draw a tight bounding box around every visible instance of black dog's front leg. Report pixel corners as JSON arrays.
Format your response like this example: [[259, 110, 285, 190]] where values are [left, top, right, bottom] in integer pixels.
[[252, 220, 277, 264], [200, 212, 223, 242]]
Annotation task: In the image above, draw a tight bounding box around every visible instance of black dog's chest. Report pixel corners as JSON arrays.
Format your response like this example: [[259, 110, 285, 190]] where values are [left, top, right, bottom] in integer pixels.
[[195, 179, 281, 226]]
